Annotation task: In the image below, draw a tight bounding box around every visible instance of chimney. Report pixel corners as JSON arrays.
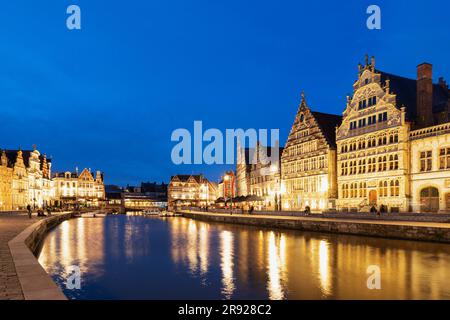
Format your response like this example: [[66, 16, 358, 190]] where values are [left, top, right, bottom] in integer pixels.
[[416, 63, 433, 127]]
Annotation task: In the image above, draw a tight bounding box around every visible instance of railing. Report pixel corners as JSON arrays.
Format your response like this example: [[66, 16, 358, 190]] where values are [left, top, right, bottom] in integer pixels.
[[410, 122, 450, 140]]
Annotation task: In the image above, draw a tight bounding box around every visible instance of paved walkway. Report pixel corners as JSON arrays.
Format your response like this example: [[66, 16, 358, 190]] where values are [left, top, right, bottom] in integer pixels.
[[0, 213, 43, 300], [181, 210, 450, 229]]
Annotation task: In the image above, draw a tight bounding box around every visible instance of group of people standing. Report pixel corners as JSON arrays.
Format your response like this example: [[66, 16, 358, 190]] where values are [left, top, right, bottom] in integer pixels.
[[26, 204, 52, 219]]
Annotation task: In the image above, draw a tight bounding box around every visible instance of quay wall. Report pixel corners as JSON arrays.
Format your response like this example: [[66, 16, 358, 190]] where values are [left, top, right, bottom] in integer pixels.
[[181, 211, 450, 243], [8, 213, 75, 300]]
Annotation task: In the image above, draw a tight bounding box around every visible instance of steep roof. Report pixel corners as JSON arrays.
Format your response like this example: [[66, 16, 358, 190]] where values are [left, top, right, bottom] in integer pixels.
[[171, 174, 204, 183], [378, 70, 450, 121], [311, 111, 342, 148]]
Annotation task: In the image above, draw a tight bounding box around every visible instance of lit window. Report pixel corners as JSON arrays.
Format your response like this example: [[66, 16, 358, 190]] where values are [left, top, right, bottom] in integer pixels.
[[420, 151, 432, 172], [439, 148, 450, 169]]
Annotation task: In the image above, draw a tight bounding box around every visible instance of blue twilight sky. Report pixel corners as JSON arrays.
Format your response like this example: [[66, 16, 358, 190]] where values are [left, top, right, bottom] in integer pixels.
[[0, 1, 449, 185]]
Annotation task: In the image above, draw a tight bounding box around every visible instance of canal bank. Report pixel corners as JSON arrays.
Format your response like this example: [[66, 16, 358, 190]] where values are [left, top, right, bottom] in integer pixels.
[[6, 212, 75, 300], [180, 210, 450, 243]]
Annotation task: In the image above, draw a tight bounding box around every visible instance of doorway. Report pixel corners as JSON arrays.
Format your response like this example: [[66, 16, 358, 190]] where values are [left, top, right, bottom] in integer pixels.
[[369, 190, 377, 205], [420, 187, 439, 213]]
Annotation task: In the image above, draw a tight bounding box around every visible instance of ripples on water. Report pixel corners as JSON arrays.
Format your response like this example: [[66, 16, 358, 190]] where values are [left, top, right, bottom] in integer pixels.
[[37, 215, 450, 300]]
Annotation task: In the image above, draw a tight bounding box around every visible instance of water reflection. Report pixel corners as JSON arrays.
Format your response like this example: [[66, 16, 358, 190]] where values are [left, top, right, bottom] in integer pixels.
[[38, 216, 450, 300], [39, 217, 106, 290], [318, 240, 331, 296], [267, 232, 286, 300], [220, 231, 235, 299]]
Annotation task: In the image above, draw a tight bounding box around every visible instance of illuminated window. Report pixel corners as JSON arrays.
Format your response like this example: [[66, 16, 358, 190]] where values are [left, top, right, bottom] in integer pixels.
[[359, 182, 367, 197], [378, 156, 387, 171], [379, 181, 388, 197], [420, 151, 432, 172], [439, 148, 450, 169], [390, 180, 400, 197]]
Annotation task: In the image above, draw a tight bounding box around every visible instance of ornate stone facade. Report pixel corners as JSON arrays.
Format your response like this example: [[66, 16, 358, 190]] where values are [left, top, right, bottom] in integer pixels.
[[0, 151, 13, 211], [168, 174, 217, 209], [53, 168, 105, 207], [248, 143, 282, 210], [410, 124, 450, 212], [281, 94, 341, 212], [336, 56, 450, 213], [1, 148, 52, 210]]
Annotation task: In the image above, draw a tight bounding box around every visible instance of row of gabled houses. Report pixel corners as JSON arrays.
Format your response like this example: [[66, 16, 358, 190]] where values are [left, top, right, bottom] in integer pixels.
[[169, 55, 450, 214], [237, 56, 450, 213], [0, 146, 105, 211]]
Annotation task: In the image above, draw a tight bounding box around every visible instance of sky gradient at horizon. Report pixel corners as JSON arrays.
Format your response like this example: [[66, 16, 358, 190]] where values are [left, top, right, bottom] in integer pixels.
[[0, 0, 449, 185]]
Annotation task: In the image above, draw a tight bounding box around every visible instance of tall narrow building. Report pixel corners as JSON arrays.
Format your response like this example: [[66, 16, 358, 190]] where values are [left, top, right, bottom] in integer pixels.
[[281, 93, 341, 212]]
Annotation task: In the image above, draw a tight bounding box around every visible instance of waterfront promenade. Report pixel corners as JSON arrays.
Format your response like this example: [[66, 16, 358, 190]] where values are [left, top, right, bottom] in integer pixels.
[[180, 210, 450, 243], [0, 211, 73, 300], [0, 213, 40, 300]]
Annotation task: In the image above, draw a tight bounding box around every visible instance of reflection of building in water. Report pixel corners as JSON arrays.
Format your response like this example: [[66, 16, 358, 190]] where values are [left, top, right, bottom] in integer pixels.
[[198, 223, 209, 275], [39, 217, 450, 300], [267, 232, 287, 300], [100, 216, 153, 263], [220, 231, 235, 299], [169, 218, 211, 277], [236, 230, 250, 285], [38, 218, 105, 280]]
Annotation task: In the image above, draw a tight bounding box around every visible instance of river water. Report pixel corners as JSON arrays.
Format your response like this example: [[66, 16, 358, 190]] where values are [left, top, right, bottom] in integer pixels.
[[37, 215, 450, 299]]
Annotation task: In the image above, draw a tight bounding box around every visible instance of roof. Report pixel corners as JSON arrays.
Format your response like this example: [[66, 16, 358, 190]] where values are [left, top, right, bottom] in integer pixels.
[[171, 174, 205, 183], [311, 111, 342, 147], [378, 70, 450, 121], [2, 150, 51, 168], [53, 172, 78, 178]]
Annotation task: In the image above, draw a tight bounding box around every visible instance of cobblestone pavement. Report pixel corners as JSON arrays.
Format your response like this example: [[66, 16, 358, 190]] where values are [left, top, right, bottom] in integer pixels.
[[0, 213, 41, 300]]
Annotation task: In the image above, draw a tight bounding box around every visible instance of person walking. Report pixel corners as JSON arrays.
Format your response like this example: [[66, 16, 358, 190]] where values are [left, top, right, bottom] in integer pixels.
[[27, 204, 32, 219]]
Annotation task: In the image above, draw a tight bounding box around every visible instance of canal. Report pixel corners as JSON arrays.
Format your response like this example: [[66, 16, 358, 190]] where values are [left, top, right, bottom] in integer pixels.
[[38, 215, 450, 299]]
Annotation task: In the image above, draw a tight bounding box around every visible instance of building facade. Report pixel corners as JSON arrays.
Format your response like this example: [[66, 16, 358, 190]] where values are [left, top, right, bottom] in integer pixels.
[[2, 148, 52, 210], [221, 171, 236, 199], [410, 123, 450, 212], [248, 143, 282, 210], [236, 143, 252, 197], [281, 93, 341, 212], [168, 174, 217, 209], [336, 56, 450, 213], [53, 168, 105, 208], [0, 151, 13, 211]]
